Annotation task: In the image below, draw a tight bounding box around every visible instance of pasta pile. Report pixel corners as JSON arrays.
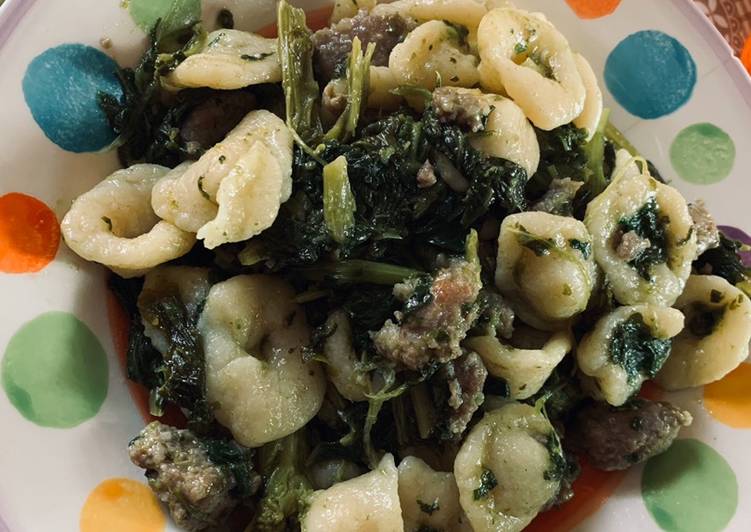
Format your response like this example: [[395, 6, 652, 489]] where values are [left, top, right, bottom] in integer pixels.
[[59, 1, 751, 531]]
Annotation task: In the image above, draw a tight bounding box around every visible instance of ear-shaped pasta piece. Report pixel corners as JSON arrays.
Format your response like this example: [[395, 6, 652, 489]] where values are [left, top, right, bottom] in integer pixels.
[[166, 30, 280, 90], [195, 141, 283, 248], [584, 149, 697, 306], [367, 66, 403, 110], [389, 20, 480, 90], [198, 275, 326, 447], [398, 456, 471, 531], [331, 0, 377, 23], [572, 53, 603, 141], [466, 327, 573, 399], [495, 211, 597, 330], [577, 305, 684, 406], [373, 0, 489, 30], [477, 7, 585, 130], [151, 110, 293, 244], [138, 266, 211, 353], [303, 454, 403, 531], [656, 275, 751, 390], [61, 164, 195, 278], [322, 311, 371, 402], [454, 402, 562, 532]]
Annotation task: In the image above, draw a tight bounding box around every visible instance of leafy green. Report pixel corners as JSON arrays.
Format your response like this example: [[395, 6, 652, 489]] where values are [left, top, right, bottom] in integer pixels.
[[277, 0, 322, 145], [401, 275, 434, 317], [323, 155, 356, 243], [581, 108, 611, 198], [618, 199, 668, 280], [200, 437, 260, 498], [98, 3, 206, 166], [294, 259, 424, 285], [686, 302, 726, 337], [252, 430, 313, 531], [324, 37, 376, 143], [473, 468, 498, 500], [216, 8, 234, 29], [693, 233, 750, 285], [526, 123, 588, 199], [609, 313, 671, 384]]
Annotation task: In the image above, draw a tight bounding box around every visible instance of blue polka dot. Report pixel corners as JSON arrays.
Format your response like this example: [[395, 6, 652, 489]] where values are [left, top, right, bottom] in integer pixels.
[[605, 30, 696, 119], [23, 44, 122, 152]]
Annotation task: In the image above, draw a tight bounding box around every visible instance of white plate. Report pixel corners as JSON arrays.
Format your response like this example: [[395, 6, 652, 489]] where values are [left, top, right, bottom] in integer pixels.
[[0, 1, 749, 531]]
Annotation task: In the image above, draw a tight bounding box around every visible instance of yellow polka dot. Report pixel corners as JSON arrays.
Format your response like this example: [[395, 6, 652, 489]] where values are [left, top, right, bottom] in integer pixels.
[[80, 478, 165, 532], [704, 363, 751, 429]]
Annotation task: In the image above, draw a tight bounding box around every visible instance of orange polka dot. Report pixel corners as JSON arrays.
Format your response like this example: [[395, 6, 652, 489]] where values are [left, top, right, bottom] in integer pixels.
[[565, 0, 621, 19], [80, 478, 165, 532], [704, 363, 751, 429], [742, 35, 751, 75], [0, 192, 60, 273]]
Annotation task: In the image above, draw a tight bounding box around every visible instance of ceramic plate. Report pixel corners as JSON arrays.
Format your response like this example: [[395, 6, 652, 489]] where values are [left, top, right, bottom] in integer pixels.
[[0, 1, 749, 531]]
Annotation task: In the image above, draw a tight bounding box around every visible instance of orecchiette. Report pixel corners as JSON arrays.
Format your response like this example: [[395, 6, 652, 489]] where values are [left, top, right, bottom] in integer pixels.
[[61, 164, 195, 278], [373, 0, 489, 31], [436, 87, 539, 176], [477, 7, 585, 130], [303, 453, 403, 531], [584, 149, 697, 306], [331, 0, 377, 23], [495, 211, 597, 330], [465, 326, 573, 399], [398, 456, 471, 532], [389, 20, 480, 90], [656, 275, 751, 390], [197, 275, 326, 447], [454, 402, 562, 532], [572, 53, 603, 140], [151, 110, 293, 248], [577, 305, 684, 406], [323, 310, 371, 402], [367, 66, 403, 110], [138, 266, 211, 354], [166, 30, 281, 90]]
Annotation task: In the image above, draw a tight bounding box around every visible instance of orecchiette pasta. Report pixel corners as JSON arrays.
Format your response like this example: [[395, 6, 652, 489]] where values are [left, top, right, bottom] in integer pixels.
[[454, 402, 562, 532], [197, 275, 326, 447], [477, 7, 585, 130], [61, 164, 195, 278], [584, 149, 697, 306], [323, 310, 371, 402], [373, 0, 488, 31], [441, 88, 540, 176], [138, 266, 211, 354], [303, 453, 403, 531], [367, 66, 403, 110], [166, 30, 281, 90], [389, 20, 480, 90], [577, 305, 685, 406], [398, 456, 471, 532], [572, 53, 603, 141], [465, 326, 573, 399], [151, 110, 293, 247], [331, 0, 377, 23], [495, 211, 597, 330], [656, 275, 751, 390]]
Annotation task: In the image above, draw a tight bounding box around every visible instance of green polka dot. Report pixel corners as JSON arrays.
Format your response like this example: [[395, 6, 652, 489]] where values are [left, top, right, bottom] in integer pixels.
[[1, 312, 108, 428], [128, 0, 201, 32], [670, 123, 735, 184], [642, 439, 737, 532]]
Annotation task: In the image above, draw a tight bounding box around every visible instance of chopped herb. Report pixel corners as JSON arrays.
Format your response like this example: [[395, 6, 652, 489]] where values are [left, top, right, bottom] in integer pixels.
[[710, 289, 724, 303], [401, 275, 434, 317], [473, 468, 498, 500], [609, 313, 671, 384], [514, 41, 528, 55], [197, 175, 210, 199], [418, 498, 440, 515], [686, 302, 726, 337], [562, 284, 572, 296], [216, 8, 234, 29], [693, 233, 750, 286], [101, 216, 113, 230], [569, 238, 591, 259], [543, 432, 567, 482], [218, 154, 226, 164], [449, 75, 459, 82], [240, 52, 274, 61]]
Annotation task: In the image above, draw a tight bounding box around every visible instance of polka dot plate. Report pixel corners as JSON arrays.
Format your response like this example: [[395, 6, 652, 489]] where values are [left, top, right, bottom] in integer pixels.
[[0, 1, 750, 531]]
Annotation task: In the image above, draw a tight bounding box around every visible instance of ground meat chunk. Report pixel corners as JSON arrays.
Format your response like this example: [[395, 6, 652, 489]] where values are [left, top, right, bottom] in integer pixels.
[[567, 399, 692, 471], [688, 200, 720, 256], [615, 230, 651, 261], [432, 87, 493, 133], [531, 178, 584, 217], [312, 10, 415, 83], [180, 91, 256, 154], [416, 159, 437, 188], [442, 351, 488, 437], [373, 258, 482, 370], [129, 422, 255, 531]]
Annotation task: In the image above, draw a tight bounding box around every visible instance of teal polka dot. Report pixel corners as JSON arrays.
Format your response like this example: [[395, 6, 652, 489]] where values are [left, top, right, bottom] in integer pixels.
[[641, 439, 738, 532], [22, 44, 121, 152], [670, 123, 735, 184], [2, 312, 109, 428], [605, 30, 696, 119]]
